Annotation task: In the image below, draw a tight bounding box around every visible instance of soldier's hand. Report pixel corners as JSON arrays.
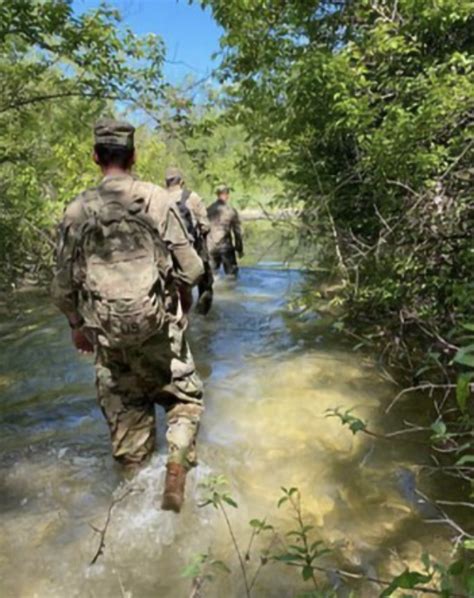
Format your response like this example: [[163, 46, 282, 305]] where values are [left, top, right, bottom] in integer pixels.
[[238, 250, 244, 259], [71, 329, 94, 354]]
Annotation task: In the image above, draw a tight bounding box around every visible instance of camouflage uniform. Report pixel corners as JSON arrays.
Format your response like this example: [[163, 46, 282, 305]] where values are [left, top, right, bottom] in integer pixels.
[[52, 121, 204, 470], [207, 192, 243, 276], [165, 182, 210, 237], [165, 168, 214, 312]]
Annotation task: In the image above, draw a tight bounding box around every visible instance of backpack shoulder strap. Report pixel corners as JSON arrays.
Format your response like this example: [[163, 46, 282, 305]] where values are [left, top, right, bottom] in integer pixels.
[[180, 188, 191, 206]]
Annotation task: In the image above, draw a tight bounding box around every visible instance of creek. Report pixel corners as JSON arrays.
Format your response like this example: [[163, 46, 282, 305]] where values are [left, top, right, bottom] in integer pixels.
[[0, 224, 464, 597]]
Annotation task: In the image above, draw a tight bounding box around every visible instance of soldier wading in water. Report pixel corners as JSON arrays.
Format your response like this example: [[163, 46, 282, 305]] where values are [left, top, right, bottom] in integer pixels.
[[164, 167, 214, 315], [52, 119, 204, 513], [207, 184, 244, 277]]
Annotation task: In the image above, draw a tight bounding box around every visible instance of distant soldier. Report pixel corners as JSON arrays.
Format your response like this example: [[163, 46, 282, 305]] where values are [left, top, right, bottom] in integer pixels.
[[164, 167, 214, 314], [52, 119, 204, 513], [207, 184, 244, 277]]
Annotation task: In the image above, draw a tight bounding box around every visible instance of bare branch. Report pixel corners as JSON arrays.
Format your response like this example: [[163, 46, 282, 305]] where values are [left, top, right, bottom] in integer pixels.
[[89, 486, 141, 566]]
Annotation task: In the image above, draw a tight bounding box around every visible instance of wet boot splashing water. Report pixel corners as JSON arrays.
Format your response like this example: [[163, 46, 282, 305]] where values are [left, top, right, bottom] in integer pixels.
[[161, 463, 187, 513]]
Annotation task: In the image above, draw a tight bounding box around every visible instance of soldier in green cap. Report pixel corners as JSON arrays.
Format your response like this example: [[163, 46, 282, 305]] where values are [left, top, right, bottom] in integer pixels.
[[164, 167, 214, 314], [207, 184, 244, 277], [52, 118, 205, 513]]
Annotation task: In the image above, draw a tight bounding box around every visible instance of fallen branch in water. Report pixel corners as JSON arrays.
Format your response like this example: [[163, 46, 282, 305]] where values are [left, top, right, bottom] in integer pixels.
[[435, 500, 474, 510], [416, 489, 474, 542], [89, 486, 142, 565]]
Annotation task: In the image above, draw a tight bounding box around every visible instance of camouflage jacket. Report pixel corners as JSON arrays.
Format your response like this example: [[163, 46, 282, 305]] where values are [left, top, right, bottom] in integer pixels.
[[51, 174, 204, 322], [207, 199, 243, 253], [165, 185, 210, 236]]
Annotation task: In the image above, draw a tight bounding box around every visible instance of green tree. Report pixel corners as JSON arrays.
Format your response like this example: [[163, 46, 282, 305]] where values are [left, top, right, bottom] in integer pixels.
[[200, 0, 474, 361], [0, 0, 165, 284]]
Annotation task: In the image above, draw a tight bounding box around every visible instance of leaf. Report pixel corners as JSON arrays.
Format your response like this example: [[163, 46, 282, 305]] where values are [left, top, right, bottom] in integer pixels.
[[278, 496, 289, 508], [430, 420, 447, 438], [467, 574, 474, 596], [463, 539, 474, 550], [380, 570, 433, 597], [456, 373, 473, 412], [302, 565, 314, 581], [455, 454, 474, 466], [454, 353, 474, 368], [182, 553, 208, 578], [222, 495, 238, 508], [263, 524, 274, 531], [453, 345, 474, 368], [276, 553, 305, 563], [349, 419, 367, 434]]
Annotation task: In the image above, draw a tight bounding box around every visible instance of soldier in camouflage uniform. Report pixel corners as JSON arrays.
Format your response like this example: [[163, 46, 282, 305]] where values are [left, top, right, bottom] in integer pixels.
[[164, 167, 214, 314], [52, 119, 204, 513], [207, 184, 244, 277]]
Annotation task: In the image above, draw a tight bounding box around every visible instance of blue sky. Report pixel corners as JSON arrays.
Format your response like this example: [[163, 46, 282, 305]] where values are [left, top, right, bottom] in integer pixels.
[[73, 0, 223, 84]]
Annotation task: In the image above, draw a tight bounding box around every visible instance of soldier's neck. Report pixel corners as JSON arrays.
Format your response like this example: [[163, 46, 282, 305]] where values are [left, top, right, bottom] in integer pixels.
[[100, 166, 132, 178]]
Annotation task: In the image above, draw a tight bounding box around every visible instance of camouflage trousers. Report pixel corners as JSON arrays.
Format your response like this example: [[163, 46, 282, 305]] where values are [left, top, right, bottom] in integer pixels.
[[209, 246, 238, 277], [95, 321, 204, 470]]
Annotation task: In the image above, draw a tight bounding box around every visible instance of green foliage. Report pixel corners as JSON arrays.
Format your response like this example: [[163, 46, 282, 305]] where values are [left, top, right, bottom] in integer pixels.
[[417, 553, 474, 598], [0, 0, 164, 112], [192, 476, 473, 596], [137, 80, 282, 207], [202, 0, 474, 530], [201, 0, 474, 381], [325, 408, 368, 435], [0, 0, 165, 286], [182, 552, 230, 582], [198, 474, 239, 509], [380, 568, 433, 597], [275, 487, 330, 591]]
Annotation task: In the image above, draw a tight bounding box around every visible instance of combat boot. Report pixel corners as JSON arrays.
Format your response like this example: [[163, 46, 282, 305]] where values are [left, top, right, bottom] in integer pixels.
[[161, 462, 187, 513]]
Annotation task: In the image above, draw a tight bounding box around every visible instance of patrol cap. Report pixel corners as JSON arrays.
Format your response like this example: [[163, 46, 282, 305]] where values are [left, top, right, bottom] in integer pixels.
[[216, 184, 230, 194], [94, 118, 135, 149], [165, 167, 184, 181]]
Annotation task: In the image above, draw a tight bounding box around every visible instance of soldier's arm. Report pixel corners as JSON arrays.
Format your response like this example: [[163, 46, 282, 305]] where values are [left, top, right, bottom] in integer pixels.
[[163, 204, 204, 286], [188, 192, 210, 235], [232, 208, 244, 255], [51, 198, 85, 327]]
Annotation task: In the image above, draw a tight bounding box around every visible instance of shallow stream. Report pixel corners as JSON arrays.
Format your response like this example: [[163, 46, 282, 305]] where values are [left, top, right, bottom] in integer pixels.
[[0, 228, 463, 597]]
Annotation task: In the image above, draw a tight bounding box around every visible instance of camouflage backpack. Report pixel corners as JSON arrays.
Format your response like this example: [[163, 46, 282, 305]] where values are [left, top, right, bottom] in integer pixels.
[[73, 181, 172, 348], [178, 189, 197, 241]]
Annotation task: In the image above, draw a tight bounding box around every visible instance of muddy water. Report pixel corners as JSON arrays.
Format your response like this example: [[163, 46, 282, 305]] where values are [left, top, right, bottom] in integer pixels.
[[0, 240, 458, 597]]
